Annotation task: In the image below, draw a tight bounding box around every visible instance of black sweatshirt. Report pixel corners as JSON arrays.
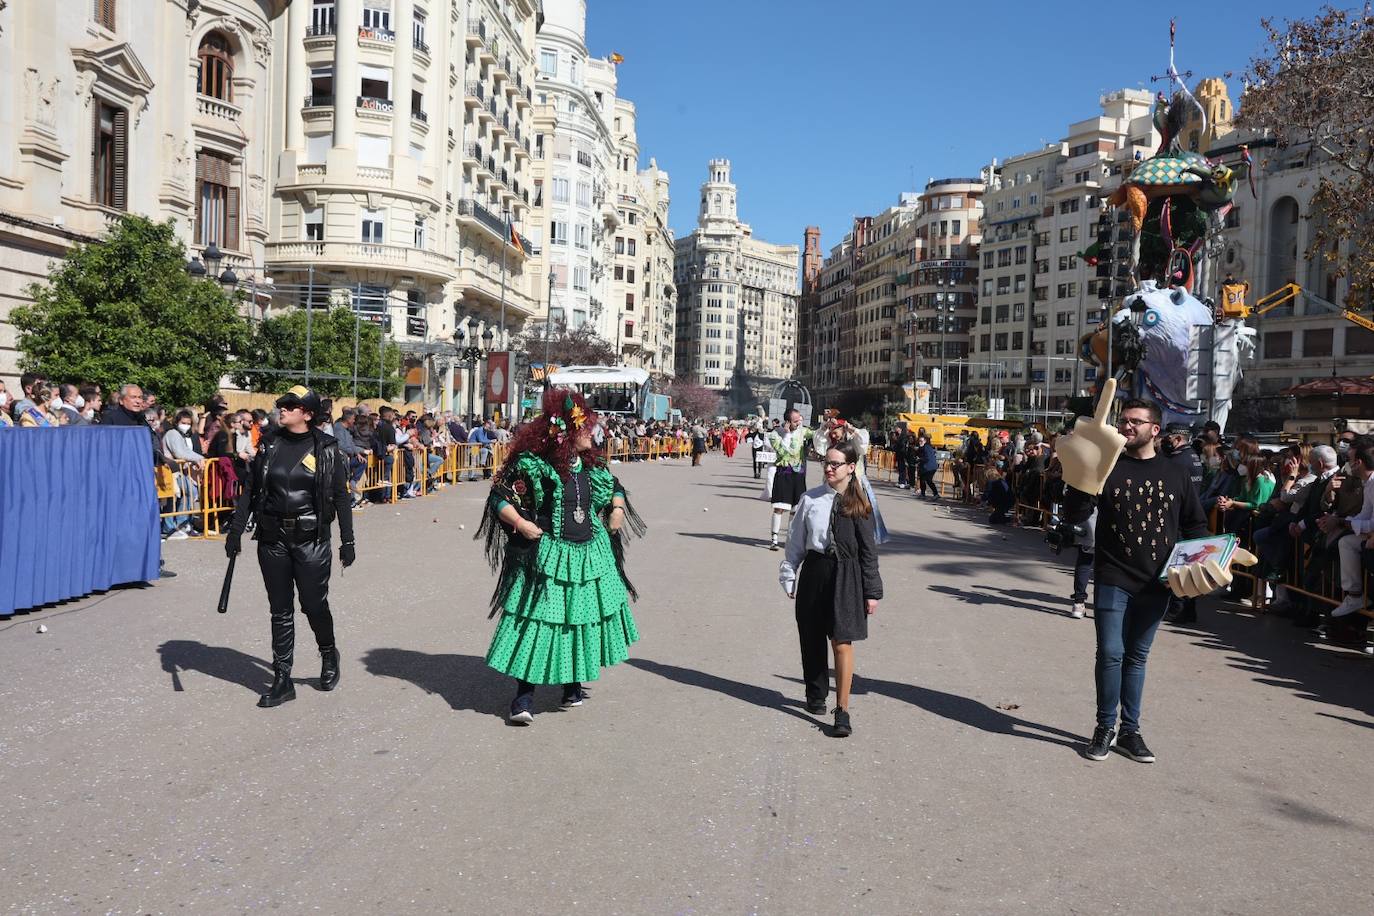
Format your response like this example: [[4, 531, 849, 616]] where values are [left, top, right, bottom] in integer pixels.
[[1065, 452, 1210, 594]]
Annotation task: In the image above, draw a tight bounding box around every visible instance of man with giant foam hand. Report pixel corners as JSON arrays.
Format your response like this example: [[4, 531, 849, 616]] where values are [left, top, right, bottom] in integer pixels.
[[1060, 379, 1253, 765]]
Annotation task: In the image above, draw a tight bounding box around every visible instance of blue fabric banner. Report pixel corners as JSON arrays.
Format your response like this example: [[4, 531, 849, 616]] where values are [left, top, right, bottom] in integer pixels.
[[0, 427, 161, 615]]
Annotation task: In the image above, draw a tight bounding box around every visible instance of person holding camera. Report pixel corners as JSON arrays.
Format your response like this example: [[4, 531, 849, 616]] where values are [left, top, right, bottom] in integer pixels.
[[1062, 397, 1210, 763], [225, 386, 355, 709]]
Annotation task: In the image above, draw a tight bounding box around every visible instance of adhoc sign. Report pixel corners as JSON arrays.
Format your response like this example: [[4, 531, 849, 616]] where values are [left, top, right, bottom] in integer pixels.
[[485, 351, 510, 403]]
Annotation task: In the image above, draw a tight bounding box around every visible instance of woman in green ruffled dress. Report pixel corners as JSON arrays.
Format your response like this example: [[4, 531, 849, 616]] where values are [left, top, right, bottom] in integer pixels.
[[477, 387, 645, 724]]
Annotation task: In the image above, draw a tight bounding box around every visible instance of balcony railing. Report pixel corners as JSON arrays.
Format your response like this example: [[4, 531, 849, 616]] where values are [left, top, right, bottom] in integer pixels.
[[358, 95, 393, 113], [303, 93, 333, 108], [267, 240, 451, 278], [465, 81, 484, 101], [413, 37, 430, 55], [196, 95, 241, 122], [358, 25, 395, 43], [456, 199, 529, 253], [463, 142, 483, 161], [413, 109, 429, 124], [305, 23, 335, 37]]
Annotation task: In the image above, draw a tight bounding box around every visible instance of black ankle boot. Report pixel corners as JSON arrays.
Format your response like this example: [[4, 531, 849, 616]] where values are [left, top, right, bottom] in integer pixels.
[[319, 647, 340, 691], [258, 667, 296, 708]]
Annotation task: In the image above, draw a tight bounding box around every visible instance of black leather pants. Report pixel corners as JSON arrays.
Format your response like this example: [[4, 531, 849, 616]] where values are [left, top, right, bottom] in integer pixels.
[[258, 537, 335, 674]]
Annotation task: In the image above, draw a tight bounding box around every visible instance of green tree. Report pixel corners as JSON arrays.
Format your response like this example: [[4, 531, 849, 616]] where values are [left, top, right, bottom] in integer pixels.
[[964, 394, 989, 416], [233, 306, 404, 398], [13, 215, 249, 406]]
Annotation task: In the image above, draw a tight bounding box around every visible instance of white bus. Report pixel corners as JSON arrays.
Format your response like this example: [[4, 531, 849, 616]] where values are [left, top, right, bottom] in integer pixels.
[[547, 366, 654, 419]]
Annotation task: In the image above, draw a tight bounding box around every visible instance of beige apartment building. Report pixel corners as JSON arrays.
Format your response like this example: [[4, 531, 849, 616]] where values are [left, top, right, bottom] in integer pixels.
[[973, 149, 1054, 412], [607, 97, 674, 375], [905, 178, 982, 408], [811, 233, 853, 408], [267, 0, 544, 408]]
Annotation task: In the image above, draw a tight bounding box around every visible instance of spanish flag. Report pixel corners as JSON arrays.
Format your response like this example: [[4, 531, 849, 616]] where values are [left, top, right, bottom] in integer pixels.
[[610, 52, 624, 64], [510, 225, 525, 255]]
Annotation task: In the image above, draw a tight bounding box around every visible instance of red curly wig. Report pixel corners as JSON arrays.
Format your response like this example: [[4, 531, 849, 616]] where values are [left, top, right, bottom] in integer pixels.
[[500, 386, 604, 478]]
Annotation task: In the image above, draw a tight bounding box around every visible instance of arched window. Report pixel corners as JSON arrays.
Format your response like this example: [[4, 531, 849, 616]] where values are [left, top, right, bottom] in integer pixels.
[[198, 33, 234, 102]]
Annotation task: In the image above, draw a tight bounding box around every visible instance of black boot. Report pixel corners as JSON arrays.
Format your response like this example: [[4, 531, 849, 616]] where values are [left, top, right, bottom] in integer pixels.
[[319, 646, 340, 691], [258, 667, 296, 708]]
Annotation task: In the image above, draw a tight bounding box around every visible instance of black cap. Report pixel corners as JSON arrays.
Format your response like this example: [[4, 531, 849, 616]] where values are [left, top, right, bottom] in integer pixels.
[[1202, 420, 1221, 432], [1164, 422, 1192, 436], [275, 384, 322, 416]]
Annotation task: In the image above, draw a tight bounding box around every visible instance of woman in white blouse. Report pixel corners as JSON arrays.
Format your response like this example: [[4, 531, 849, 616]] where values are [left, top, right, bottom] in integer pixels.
[[779, 439, 884, 737]]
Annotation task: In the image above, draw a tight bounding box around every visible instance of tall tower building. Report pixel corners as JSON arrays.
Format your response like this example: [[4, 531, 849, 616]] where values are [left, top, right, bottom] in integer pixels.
[[674, 159, 799, 406], [796, 226, 822, 387]]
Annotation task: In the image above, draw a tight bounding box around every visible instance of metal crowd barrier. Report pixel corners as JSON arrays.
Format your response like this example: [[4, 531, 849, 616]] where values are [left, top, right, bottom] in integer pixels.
[[155, 437, 709, 542]]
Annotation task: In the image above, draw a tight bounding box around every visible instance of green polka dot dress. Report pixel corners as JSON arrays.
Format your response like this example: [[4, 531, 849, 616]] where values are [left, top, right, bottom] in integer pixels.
[[484, 455, 641, 685]]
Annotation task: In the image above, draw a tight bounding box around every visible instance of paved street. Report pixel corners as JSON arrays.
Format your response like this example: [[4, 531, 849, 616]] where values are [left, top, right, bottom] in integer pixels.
[[4, 454, 1374, 915]]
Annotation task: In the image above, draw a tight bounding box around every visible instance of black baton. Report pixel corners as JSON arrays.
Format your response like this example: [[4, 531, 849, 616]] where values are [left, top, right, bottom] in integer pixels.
[[217, 553, 236, 614]]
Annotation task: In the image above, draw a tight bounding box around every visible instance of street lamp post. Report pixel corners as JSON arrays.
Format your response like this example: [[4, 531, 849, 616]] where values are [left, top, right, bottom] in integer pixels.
[[481, 327, 494, 419], [497, 208, 512, 418], [544, 270, 555, 369]]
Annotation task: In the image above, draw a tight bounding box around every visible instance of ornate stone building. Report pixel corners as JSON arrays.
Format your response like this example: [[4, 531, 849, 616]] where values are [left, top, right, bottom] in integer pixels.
[[0, 0, 287, 381], [674, 158, 799, 407]]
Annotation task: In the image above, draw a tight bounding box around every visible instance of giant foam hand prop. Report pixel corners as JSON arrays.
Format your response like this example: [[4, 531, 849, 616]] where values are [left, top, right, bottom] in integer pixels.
[[1055, 378, 1128, 496], [1167, 548, 1258, 598]]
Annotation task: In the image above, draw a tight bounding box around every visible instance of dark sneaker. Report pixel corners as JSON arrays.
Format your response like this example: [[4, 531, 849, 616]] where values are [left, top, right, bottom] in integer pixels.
[[1114, 731, 1156, 763], [805, 698, 827, 715], [769, 540, 780, 551], [508, 693, 534, 725], [560, 684, 586, 708], [832, 707, 852, 738], [1083, 725, 1116, 760]]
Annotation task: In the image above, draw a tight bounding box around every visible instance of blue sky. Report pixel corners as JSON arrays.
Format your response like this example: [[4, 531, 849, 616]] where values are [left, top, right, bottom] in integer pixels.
[[585, 0, 1332, 251]]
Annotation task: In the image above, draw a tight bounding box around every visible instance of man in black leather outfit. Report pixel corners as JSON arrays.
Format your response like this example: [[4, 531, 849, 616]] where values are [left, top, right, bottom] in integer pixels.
[[226, 386, 355, 708]]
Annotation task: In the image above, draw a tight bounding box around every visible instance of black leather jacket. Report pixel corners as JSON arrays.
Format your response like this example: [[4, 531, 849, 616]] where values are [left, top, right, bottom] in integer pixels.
[[229, 429, 354, 543]]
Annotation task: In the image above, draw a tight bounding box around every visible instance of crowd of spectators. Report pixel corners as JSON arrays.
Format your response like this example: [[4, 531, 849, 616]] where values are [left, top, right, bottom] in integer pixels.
[[2, 372, 529, 539], [884, 413, 1373, 645]]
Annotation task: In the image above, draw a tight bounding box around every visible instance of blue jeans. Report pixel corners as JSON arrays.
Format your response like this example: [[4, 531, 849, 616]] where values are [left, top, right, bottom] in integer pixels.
[[1093, 583, 1170, 732], [163, 474, 200, 534]]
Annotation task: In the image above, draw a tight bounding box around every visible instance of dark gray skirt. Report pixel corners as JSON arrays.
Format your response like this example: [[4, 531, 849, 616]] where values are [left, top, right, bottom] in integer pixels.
[[795, 550, 868, 642]]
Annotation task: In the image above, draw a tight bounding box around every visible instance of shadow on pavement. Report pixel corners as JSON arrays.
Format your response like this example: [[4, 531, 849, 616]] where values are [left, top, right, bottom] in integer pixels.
[[927, 584, 1070, 618], [1172, 603, 1374, 724], [157, 640, 273, 694], [775, 674, 1084, 752], [627, 658, 818, 727], [361, 648, 512, 719], [677, 532, 773, 549]]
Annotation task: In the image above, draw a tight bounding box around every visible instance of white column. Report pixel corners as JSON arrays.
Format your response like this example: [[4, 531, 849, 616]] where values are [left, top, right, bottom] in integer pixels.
[[333, 0, 361, 148], [285, 0, 308, 151], [390, 0, 414, 160]]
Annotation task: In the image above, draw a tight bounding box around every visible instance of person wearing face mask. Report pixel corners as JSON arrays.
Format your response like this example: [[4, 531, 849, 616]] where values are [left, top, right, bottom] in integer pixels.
[[1315, 443, 1374, 621], [50, 384, 86, 425], [225, 386, 355, 708], [1216, 454, 1276, 537], [161, 409, 205, 540]]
